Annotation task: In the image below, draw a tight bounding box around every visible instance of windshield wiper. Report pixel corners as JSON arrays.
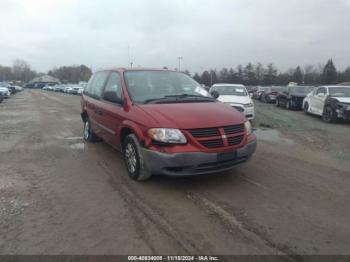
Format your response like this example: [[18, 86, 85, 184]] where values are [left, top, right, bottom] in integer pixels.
[[143, 94, 215, 104], [164, 94, 212, 99]]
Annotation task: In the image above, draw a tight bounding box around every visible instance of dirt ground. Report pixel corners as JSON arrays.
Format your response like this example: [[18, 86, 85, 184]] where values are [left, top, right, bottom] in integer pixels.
[[0, 90, 349, 255]]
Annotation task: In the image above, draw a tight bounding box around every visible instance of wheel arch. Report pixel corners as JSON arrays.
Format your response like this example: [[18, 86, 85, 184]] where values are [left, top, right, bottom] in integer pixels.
[[81, 111, 88, 123], [120, 121, 145, 148]]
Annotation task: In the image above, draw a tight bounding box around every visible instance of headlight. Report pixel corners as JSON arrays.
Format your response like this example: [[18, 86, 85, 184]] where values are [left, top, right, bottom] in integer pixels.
[[244, 103, 254, 108], [244, 121, 253, 136], [336, 102, 346, 109], [148, 128, 187, 144]]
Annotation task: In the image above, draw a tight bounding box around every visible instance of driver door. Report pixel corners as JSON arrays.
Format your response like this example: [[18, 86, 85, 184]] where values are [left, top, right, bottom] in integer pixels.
[[312, 87, 327, 115]]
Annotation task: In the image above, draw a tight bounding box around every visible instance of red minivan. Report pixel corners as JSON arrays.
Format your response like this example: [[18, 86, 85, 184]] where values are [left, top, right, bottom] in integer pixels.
[[81, 68, 257, 181]]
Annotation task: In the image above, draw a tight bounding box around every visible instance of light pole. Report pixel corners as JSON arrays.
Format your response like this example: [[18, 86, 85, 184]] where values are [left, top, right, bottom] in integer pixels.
[[177, 57, 183, 72]]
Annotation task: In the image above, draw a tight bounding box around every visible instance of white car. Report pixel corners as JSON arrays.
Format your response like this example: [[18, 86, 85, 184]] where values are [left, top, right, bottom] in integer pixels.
[[303, 85, 350, 122], [209, 84, 255, 120], [63, 85, 74, 93], [77, 87, 84, 95], [0, 87, 10, 98]]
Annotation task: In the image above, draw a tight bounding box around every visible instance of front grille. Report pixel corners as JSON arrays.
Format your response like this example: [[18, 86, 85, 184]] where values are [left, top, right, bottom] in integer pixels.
[[224, 124, 245, 135], [187, 124, 245, 149], [188, 128, 219, 138], [199, 139, 224, 149], [228, 135, 244, 146]]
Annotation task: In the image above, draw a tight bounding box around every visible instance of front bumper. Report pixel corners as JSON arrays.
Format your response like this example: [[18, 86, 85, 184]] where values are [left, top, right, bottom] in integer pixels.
[[141, 140, 257, 176], [336, 107, 350, 120]]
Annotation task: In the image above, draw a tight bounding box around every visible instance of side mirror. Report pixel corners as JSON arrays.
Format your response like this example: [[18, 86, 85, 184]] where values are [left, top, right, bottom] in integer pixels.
[[211, 90, 220, 99], [103, 91, 123, 104]]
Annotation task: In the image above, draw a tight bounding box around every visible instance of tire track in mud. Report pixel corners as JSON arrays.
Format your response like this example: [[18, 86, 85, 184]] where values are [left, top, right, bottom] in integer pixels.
[[187, 192, 297, 261], [97, 160, 202, 254]]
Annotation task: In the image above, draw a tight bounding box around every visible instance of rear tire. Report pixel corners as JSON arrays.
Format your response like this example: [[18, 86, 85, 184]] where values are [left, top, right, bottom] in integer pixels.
[[123, 134, 152, 181], [322, 106, 338, 123], [276, 99, 280, 107], [83, 117, 98, 142]]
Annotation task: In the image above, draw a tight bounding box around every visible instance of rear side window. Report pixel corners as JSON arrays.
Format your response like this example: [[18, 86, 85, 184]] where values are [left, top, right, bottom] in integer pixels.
[[85, 71, 110, 99]]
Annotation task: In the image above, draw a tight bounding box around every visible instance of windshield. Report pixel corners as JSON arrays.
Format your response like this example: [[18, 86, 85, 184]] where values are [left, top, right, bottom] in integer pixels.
[[329, 87, 350, 97], [124, 71, 210, 104], [211, 86, 248, 96]]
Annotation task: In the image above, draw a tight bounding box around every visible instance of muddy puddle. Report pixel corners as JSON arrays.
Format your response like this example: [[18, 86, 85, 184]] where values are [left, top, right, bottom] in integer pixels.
[[255, 128, 295, 145]]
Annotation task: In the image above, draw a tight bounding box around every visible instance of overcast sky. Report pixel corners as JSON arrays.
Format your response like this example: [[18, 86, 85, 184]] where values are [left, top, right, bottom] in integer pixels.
[[0, 0, 350, 73]]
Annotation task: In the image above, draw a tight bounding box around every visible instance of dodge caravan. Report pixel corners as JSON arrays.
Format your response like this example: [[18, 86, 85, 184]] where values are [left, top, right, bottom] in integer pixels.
[[81, 68, 257, 181]]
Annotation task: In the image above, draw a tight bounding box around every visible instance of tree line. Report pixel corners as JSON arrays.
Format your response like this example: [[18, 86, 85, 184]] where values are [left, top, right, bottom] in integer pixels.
[[191, 59, 350, 87], [0, 59, 37, 83], [0, 59, 92, 84], [1, 58, 349, 86]]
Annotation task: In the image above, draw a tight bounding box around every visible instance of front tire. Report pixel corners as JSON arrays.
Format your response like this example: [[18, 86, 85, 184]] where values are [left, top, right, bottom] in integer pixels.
[[83, 117, 98, 142], [303, 102, 309, 114], [286, 100, 291, 110], [322, 106, 338, 123], [123, 134, 152, 181]]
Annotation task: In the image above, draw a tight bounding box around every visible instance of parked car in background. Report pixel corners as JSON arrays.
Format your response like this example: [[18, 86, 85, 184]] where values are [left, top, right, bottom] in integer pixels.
[[258, 86, 284, 103], [14, 85, 23, 92], [81, 68, 256, 181], [252, 86, 267, 100], [209, 84, 255, 120], [0, 87, 10, 98], [276, 86, 314, 110], [54, 85, 65, 92], [303, 85, 350, 122], [77, 86, 84, 95]]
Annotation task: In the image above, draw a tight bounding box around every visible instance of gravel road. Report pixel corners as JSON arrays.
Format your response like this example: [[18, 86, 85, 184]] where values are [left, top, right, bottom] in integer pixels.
[[0, 90, 349, 255]]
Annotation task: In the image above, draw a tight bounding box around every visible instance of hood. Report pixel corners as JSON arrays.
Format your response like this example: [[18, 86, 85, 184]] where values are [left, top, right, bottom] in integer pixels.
[[217, 95, 252, 105], [333, 97, 350, 104], [0, 87, 9, 91], [138, 102, 247, 129]]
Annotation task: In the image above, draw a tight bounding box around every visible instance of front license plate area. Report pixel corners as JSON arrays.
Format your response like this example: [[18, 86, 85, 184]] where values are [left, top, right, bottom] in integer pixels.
[[217, 151, 237, 162]]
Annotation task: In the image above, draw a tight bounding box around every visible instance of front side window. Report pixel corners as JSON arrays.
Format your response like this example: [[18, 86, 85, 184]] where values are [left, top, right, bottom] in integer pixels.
[[103, 72, 123, 100], [316, 87, 326, 95], [90, 71, 110, 99], [124, 71, 211, 104]]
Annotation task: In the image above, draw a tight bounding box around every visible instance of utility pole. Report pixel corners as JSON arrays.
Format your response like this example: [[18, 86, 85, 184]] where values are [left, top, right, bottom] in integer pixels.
[[128, 44, 133, 68], [177, 57, 183, 72]]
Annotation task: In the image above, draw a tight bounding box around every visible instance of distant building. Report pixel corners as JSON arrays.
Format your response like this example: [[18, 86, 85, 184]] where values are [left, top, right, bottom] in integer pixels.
[[26, 75, 60, 88]]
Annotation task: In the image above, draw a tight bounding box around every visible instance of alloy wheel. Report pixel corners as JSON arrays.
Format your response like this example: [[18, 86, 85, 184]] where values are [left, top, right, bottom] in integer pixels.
[[125, 143, 137, 173], [84, 121, 90, 140]]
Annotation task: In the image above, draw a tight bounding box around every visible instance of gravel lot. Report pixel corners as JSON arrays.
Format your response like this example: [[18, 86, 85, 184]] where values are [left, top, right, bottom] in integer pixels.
[[0, 90, 349, 255]]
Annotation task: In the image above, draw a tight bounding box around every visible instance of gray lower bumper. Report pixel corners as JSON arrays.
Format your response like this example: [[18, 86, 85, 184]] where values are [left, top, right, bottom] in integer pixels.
[[141, 140, 257, 176]]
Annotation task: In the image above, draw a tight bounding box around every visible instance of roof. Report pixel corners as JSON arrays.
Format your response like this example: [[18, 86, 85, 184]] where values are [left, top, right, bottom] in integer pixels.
[[212, 83, 245, 87], [321, 85, 350, 88], [97, 67, 178, 73], [29, 75, 60, 84]]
